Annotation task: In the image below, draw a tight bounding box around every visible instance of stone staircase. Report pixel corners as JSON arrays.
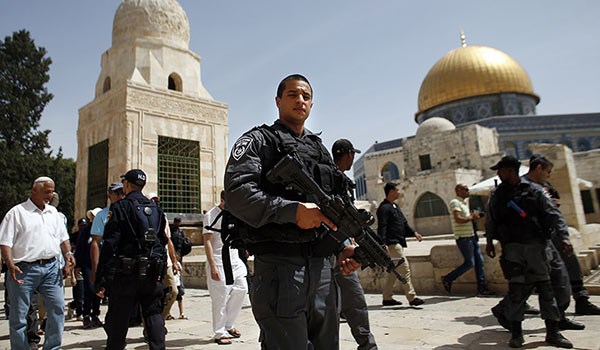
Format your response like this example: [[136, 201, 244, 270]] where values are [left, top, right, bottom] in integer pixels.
[[582, 244, 600, 294]]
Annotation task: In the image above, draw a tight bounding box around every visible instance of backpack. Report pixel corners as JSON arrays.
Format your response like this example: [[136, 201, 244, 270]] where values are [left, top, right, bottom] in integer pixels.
[[172, 228, 192, 257]]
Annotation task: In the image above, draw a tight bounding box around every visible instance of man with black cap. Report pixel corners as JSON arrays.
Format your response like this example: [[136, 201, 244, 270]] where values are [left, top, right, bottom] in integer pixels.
[[332, 139, 378, 349], [96, 169, 168, 350], [485, 156, 573, 348], [376, 182, 425, 307]]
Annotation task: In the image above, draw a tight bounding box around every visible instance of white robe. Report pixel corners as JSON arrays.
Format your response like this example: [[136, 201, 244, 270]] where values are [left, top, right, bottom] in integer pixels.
[[204, 205, 248, 339]]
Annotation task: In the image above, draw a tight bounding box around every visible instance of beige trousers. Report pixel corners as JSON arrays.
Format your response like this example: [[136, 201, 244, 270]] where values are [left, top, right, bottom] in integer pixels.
[[382, 243, 417, 302], [162, 266, 178, 319]]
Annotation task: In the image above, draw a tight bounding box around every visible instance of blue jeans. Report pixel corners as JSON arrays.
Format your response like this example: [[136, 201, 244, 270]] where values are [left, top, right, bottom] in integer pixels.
[[7, 258, 64, 350], [445, 236, 486, 290]]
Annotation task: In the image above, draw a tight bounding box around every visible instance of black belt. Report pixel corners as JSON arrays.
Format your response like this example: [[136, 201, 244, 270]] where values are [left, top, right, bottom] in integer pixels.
[[22, 257, 56, 265]]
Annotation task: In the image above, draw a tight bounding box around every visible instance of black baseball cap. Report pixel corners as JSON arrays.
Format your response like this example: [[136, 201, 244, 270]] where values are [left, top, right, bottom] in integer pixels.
[[490, 155, 521, 170], [332, 139, 361, 155], [121, 169, 147, 187]]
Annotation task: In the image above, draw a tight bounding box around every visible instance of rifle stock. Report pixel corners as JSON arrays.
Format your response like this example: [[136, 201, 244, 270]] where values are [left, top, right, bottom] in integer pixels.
[[267, 154, 407, 283]]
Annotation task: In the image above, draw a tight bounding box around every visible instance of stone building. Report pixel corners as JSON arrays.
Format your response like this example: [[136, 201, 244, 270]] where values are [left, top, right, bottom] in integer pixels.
[[74, 0, 227, 222], [355, 40, 600, 235]]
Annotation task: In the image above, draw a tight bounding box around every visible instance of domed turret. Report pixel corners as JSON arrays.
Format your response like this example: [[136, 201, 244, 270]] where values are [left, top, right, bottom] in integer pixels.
[[417, 45, 539, 116], [415, 117, 456, 139], [112, 0, 190, 49]]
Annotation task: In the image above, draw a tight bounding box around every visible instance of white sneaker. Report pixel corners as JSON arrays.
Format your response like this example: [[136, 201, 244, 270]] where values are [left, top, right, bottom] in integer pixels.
[[76, 315, 84, 321]]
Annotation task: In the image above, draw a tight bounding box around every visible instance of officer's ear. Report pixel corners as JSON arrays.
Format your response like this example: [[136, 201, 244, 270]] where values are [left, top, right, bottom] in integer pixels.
[[275, 96, 281, 109]]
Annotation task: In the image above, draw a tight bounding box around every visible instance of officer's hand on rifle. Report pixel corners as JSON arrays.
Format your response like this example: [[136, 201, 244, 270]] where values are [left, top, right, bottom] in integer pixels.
[[296, 203, 337, 231], [96, 287, 105, 299], [338, 245, 361, 275]]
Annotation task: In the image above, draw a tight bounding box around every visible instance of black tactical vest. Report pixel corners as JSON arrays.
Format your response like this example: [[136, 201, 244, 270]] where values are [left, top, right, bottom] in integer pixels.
[[118, 195, 167, 260], [492, 182, 548, 244], [244, 124, 345, 245]]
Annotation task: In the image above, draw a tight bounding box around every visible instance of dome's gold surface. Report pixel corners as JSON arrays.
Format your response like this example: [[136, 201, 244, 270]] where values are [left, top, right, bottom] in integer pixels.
[[417, 46, 539, 114]]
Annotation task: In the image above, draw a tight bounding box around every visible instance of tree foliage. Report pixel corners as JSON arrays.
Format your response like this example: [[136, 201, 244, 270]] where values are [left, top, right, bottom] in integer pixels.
[[0, 30, 75, 229]]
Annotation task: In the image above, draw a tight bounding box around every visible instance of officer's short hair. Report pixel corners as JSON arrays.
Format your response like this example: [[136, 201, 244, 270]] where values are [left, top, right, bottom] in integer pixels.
[[384, 182, 398, 196], [529, 154, 553, 170], [276, 74, 313, 99]]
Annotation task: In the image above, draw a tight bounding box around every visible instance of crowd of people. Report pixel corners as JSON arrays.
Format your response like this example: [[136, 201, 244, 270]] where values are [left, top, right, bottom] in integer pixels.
[[1, 74, 599, 350]]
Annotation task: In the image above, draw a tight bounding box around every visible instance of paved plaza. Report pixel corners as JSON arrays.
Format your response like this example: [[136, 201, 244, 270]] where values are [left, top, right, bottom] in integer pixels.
[[1, 286, 599, 350]]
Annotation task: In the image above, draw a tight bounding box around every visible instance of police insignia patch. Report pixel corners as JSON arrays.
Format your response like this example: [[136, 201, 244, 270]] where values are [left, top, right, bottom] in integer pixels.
[[232, 136, 253, 161]]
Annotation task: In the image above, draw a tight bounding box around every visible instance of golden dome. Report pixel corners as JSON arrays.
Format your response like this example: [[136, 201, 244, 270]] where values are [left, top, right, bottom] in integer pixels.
[[417, 45, 539, 115]]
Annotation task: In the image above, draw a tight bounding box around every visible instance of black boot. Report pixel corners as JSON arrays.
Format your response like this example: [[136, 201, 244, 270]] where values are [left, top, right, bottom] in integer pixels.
[[491, 305, 510, 330], [509, 322, 524, 348], [575, 297, 600, 315], [558, 317, 585, 330], [545, 320, 573, 348]]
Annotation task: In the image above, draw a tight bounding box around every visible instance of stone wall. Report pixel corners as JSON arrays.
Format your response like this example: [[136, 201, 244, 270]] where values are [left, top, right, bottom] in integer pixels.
[[574, 149, 600, 224]]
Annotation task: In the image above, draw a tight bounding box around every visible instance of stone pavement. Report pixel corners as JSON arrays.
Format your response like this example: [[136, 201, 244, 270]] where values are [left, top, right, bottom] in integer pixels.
[[1, 287, 599, 350]]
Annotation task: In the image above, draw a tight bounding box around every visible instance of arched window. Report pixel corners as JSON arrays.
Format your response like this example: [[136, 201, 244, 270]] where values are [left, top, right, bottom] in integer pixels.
[[102, 77, 111, 93], [168, 73, 183, 92], [381, 162, 399, 183], [415, 192, 449, 218]]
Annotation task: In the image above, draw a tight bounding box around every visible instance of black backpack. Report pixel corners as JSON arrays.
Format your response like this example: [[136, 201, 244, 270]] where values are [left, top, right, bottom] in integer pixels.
[[172, 228, 192, 257]]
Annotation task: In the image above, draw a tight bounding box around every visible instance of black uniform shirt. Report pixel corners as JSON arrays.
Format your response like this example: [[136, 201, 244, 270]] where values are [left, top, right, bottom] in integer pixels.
[[224, 120, 329, 229], [376, 199, 416, 247], [485, 179, 566, 245], [97, 191, 167, 284]]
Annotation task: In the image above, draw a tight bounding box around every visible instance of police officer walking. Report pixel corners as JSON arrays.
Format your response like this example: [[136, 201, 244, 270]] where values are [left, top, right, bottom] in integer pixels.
[[332, 138, 378, 350], [96, 169, 168, 350], [224, 74, 360, 350], [485, 156, 573, 348]]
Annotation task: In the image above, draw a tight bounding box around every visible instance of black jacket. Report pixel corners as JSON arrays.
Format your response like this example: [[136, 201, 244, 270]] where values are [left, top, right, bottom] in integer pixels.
[[485, 178, 566, 245], [376, 199, 416, 247], [224, 120, 338, 246], [96, 191, 167, 288]]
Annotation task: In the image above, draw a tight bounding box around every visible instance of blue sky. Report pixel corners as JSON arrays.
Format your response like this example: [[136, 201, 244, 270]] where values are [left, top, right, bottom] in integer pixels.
[[1, 1, 600, 160]]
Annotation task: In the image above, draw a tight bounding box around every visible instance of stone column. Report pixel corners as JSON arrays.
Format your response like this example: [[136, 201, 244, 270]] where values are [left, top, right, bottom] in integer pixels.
[[529, 143, 586, 230]]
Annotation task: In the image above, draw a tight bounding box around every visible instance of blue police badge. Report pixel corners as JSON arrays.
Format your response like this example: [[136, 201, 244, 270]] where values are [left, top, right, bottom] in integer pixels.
[[232, 136, 253, 161]]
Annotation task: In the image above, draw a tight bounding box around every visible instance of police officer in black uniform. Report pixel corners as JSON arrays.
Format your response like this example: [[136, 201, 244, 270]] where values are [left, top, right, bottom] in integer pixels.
[[96, 169, 168, 350], [331, 138, 378, 350], [491, 155, 586, 333], [485, 156, 573, 348], [224, 74, 360, 350]]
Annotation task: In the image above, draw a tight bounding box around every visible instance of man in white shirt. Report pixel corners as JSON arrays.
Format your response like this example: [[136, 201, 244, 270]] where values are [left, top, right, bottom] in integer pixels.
[[0, 176, 75, 350], [204, 191, 247, 345]]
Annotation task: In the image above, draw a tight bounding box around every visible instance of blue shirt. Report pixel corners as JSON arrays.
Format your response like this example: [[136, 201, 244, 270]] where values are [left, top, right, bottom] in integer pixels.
[[91, 206, 110, 237]]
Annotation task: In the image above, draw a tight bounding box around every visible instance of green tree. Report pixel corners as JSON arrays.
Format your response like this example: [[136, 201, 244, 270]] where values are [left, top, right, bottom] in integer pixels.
[[0, 30, 75, 228]]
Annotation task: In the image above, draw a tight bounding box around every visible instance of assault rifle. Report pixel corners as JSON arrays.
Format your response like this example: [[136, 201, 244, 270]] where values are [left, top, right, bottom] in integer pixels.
[[266, 154, 407, 283]]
